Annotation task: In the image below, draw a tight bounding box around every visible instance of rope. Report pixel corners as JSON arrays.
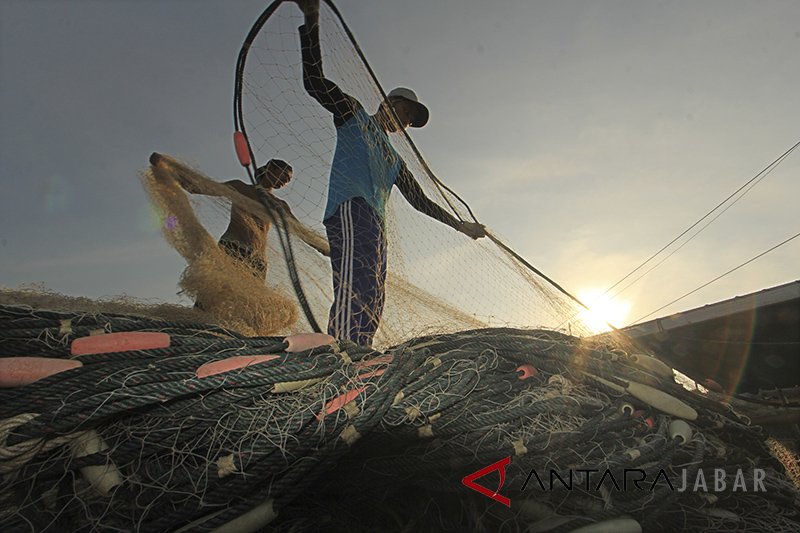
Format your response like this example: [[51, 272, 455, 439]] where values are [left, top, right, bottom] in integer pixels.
[[232, 0, 321, 333], [2, 303, 798, 532]]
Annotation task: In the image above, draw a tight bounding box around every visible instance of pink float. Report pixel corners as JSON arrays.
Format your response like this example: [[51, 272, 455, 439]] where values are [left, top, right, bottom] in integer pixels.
[[196, 355, 280, 378], [0, 357, 83, 387], [71, 332, 170, 356], [283, 332, 335, 353]]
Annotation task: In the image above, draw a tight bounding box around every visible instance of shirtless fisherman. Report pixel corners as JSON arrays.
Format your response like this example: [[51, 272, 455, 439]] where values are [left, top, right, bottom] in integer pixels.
[[153, 154, 296, 281]]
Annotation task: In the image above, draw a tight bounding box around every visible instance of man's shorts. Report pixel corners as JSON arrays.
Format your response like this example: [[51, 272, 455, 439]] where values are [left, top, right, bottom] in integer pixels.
[[218, 239, 268, 279]]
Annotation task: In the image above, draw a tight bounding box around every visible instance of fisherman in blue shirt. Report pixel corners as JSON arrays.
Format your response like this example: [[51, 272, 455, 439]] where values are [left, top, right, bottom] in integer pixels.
[[296, 0, 486, 346]]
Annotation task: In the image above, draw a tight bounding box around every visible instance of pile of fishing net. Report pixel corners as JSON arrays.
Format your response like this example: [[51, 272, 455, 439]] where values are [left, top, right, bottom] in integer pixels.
[[2, 303, 798, 532]]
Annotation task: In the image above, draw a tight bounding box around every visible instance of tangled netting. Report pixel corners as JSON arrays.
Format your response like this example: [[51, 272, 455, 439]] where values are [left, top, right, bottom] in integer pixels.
[[142, 154, 304, 337], [146, 0, 598, 350], [1, 303, 798, 532]]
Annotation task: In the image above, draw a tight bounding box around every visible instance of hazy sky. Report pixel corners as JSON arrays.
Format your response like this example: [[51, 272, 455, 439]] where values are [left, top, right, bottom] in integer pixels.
[[1, 0, 798, 328]]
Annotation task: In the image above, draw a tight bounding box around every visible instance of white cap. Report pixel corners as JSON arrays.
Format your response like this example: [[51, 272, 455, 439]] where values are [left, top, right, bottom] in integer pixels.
[[386, 87, 429, 127]]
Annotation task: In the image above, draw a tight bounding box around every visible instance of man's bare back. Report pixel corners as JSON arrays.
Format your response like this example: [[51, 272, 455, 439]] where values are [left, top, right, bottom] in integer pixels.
[[172, 160, 295, 281], [219, 180, 271, 257]]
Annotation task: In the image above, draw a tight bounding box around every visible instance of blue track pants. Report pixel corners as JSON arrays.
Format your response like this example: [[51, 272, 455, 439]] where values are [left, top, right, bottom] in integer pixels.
[[324, 197, 387, 346]]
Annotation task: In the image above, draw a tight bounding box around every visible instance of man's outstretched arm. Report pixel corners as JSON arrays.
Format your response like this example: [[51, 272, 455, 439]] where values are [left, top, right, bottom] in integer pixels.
[[256, 188, 331, 256], [395, 166, 486, 240], [296, 0, 357, 125], [178, 178, 243, 198]]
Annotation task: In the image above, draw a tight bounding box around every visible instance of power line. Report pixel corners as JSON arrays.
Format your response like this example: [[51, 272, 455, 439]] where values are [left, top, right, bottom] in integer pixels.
[[556, 139, 799, 332], [606, 160, 783, 300], [604, 139, 800, 299], [629, 230, 800, 324]]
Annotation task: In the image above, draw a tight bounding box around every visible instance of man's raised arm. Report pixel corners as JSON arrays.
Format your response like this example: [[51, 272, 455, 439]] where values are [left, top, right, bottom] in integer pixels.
[[296, 0, 356, 124]]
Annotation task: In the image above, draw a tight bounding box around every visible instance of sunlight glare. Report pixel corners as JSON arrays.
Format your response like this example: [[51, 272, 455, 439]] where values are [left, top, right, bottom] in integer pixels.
[[577, 290, 631, 333]]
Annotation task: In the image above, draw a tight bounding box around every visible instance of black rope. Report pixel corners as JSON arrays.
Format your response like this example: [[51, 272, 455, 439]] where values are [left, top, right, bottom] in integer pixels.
[[233, 0, 321, 333], [2, 307, 798, 532]]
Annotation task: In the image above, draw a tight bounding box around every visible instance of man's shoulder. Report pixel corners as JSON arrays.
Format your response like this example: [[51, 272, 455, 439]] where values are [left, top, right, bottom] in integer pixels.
[[224, 179, 253, 193], [333, 96, 365, 127], [272, 196, 291, 210], [257, 190, 290, 209]]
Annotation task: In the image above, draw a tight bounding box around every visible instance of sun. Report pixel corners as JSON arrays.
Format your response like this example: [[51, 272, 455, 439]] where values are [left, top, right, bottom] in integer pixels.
[[577, 289, 631, 333]]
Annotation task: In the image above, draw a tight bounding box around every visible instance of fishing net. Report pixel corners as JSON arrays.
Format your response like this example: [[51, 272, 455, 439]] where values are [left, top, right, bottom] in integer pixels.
[[0, 284, 201, 324], [143, 155, 300, 336], [141, 0, 595, 350], [1, 305, 798, 532], [3, 2, 798, 532]]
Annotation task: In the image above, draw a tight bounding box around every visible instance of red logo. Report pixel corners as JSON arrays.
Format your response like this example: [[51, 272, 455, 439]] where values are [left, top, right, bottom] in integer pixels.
[[461, 456, 511, 507]]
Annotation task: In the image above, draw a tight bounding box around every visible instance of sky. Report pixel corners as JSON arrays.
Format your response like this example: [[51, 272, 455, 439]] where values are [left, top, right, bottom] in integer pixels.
[[1, 0, 798, 329]]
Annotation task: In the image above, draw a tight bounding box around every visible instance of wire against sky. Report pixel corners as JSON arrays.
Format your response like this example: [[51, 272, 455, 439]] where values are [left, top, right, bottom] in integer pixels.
[[554, 138, 799, 332], [630, 230, 800, 325], [604, 139, 800, 300]]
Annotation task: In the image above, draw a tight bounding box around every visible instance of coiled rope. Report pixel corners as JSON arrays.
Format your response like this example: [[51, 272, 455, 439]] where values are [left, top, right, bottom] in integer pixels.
[[1, 303, 798, 532]]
